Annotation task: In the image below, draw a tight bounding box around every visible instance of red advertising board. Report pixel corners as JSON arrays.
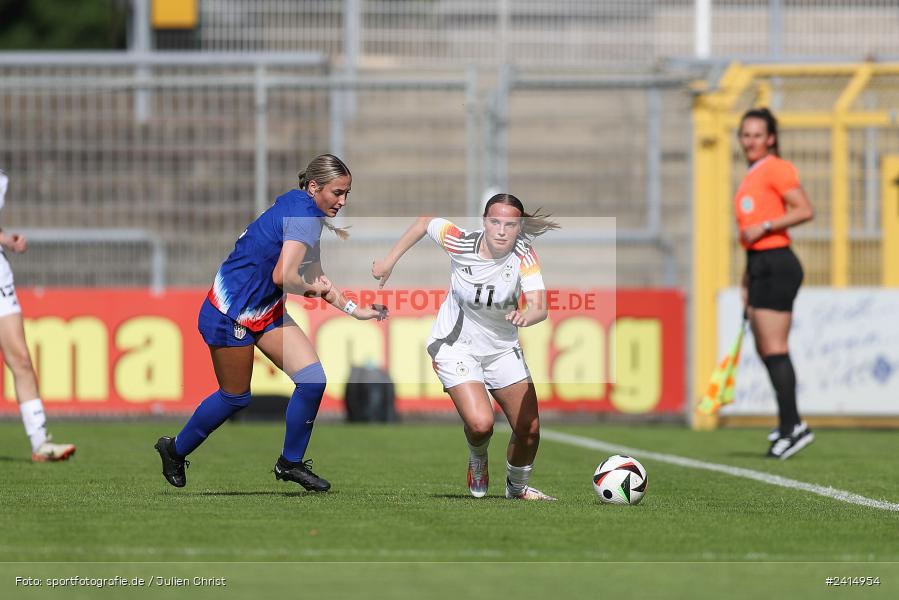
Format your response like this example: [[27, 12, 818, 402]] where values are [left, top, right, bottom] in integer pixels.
[[0, 288, 684, 415]]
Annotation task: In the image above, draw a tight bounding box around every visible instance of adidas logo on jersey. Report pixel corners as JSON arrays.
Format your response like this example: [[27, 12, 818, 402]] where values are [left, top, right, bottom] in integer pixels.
[[461, 266, 472, 275]]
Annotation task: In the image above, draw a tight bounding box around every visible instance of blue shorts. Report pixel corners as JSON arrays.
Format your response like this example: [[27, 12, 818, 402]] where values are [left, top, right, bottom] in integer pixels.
[[197, 298, 284, 347]]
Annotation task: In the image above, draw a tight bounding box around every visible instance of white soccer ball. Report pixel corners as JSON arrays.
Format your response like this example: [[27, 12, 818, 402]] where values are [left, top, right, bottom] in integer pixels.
[[592, 454, 648, 505]]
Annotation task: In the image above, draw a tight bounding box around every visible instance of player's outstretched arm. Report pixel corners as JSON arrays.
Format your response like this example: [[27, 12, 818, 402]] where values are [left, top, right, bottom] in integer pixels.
[[505, 290, 548, 327], [303, 260, 388, 322], [372, 216, 431, 289], [318, 273, 388, 321]]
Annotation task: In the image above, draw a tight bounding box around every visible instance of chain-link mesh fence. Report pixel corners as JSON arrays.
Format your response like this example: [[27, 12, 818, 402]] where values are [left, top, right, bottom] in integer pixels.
[[155, 1, 899, 71]]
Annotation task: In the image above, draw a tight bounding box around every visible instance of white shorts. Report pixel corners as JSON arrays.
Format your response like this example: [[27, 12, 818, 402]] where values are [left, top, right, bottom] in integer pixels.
[[0, 254, 21, 318], [429, 342, 531, 391]]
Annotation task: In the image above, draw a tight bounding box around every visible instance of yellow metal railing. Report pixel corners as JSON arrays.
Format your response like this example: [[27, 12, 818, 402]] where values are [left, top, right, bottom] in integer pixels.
[[691, 61, 899, 428], [884, 157, 899, 287]]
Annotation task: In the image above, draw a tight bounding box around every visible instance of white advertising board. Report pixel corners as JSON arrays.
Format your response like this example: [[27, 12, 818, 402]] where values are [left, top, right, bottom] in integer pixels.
[[717, 288, 899, 416]]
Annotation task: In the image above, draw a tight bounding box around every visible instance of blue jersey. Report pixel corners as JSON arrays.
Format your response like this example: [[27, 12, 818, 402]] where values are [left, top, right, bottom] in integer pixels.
[[207, 189, 325, 330]]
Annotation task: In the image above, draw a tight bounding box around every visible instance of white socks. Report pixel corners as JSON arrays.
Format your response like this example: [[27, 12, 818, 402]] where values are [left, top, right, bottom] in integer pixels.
[[20, 398, 48, 452], [506, 462, 533, 497], [467, 438, 489, 463]]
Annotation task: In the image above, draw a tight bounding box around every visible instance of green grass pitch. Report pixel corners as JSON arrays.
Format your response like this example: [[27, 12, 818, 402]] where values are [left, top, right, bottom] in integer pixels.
[[1, 421, 897, 599]]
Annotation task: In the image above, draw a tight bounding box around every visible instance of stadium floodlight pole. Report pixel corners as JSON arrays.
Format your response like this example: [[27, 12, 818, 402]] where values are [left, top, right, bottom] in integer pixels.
[[482, 86, 496, 200], [694, 0, 711, 59], [646, 87, 662, 237], [343, 0, 360, 118], [131, 0, 152, 123], [328, 73, 346, 173], [769, 0, 784, 59], [328, 0, 360, 229], [497, 0, 510, 65], [465, 67, 480, 218], [254, 65, 269, 217], [495, 64, 512, 193]]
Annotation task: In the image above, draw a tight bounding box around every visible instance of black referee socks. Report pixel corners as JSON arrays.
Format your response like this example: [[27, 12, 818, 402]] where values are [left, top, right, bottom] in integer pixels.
[[763, 353, 800, 436]]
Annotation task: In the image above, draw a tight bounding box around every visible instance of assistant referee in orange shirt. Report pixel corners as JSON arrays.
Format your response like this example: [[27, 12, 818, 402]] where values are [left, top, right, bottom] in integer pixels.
[[735, 108, 815, 460]]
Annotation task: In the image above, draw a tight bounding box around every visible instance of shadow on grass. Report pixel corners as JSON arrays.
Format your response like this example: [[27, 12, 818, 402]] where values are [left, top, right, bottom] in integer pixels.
[[0, 455, 34, 463], [430, 493, 502, 500], [162, 490, 336, 498]]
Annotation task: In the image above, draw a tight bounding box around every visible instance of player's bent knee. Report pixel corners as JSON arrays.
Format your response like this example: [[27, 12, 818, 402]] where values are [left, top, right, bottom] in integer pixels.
[[467, 418, 494, 439], [219, 389, 252, 408], [291, 362, 327, 393], [759, 345, 789, 359], [5, 351, 34, 375]]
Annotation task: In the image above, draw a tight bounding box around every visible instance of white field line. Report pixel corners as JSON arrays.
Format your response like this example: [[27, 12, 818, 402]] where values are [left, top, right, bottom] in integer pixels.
[[542, 429, 899, 513]]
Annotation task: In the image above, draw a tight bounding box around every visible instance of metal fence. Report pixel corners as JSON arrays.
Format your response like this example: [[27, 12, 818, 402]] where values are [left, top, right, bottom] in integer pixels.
[[154, 1, 899, 71], [0, 55, 690, 289], [495, 71, 695, 286]]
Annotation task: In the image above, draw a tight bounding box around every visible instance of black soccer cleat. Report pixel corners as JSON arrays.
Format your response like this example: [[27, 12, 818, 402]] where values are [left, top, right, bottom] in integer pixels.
[[155, 436, 189, 488], [273, 456, 331, 492]]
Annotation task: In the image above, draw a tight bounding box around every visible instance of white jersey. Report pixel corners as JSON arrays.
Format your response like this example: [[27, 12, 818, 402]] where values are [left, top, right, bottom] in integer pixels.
[[426, 217, 544, 357], [0, 170, 7, 213], [0, 170, 21, 317]]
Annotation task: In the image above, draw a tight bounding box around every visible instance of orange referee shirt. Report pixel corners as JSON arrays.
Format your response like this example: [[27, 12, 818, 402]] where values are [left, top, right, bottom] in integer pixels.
[[734, 155, 800, 250]]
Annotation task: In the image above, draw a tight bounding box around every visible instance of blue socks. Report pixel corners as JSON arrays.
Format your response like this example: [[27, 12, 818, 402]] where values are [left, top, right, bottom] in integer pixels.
[[174, 388, 251, 457], [173, 362, 327, 462], [282, 362, 327, 463]]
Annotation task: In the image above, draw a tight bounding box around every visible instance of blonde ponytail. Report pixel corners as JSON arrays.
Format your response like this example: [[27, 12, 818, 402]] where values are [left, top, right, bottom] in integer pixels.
[[321, 220, 351, 240]]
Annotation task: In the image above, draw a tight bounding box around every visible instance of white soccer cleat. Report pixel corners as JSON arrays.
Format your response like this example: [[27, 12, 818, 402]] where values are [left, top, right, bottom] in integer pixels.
[[768, 422, 809, 443], [767, 423, 814, 460], [467, 456, 489, 498], [505, 485, 557, 501], [32, 439, 76, 463]]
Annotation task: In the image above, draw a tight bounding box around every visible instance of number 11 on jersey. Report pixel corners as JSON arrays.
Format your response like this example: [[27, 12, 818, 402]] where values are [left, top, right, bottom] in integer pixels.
[[473, 283, 495, 307]]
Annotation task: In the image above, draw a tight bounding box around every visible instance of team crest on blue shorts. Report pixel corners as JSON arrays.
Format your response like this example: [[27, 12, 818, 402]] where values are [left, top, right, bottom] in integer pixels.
[[233, 323, 247, 340]]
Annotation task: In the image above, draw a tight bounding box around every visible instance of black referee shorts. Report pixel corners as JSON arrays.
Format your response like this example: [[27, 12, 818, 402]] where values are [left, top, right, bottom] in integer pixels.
[[746, 246, 804, 312]]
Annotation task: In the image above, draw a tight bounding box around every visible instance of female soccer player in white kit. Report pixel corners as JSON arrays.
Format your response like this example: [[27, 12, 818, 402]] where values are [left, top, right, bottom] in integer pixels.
[[0, 170, 76, 461], [373, 194, 558, 500]]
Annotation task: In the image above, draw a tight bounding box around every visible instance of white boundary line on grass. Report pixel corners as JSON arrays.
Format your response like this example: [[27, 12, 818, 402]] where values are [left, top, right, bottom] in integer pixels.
[[542, 429, 899, 512]]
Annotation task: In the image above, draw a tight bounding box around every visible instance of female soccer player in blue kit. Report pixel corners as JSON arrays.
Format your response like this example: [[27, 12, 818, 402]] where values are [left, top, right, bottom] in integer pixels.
[[155, 154, 386, 491]]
